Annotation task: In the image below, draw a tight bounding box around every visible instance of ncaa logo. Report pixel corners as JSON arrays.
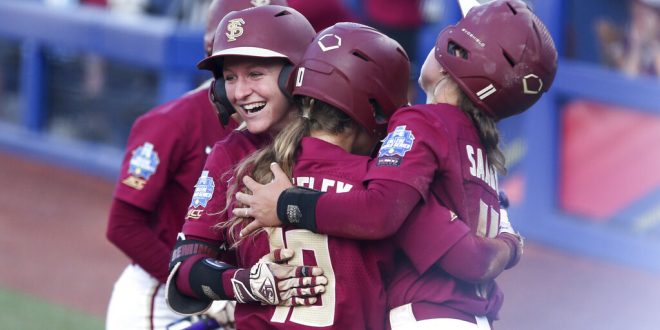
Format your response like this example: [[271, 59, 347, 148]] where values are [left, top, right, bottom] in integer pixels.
[[226, 18, 245, 42], [318, 34, 342, 52]]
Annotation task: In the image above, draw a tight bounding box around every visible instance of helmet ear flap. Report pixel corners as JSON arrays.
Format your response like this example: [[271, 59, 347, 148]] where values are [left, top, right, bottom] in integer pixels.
[[277, 64, 295, 100], [209, 79, 234, 126]]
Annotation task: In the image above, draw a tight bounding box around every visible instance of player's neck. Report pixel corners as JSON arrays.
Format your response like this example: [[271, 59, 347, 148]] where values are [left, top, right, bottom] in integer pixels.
[[310, 129, 354, 153]]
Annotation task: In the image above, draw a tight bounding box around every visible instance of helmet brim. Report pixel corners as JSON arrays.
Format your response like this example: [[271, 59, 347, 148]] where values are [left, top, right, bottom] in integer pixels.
[[197, 47, 288, 70]]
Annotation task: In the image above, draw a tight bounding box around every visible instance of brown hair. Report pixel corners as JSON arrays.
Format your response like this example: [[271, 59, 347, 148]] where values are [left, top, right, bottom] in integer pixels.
[[216, 97, 354, 246], [457, 92, 507, 176]]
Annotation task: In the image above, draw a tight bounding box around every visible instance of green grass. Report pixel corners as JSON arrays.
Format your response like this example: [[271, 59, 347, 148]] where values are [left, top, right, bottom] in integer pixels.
[[0, 287, 104, 330]]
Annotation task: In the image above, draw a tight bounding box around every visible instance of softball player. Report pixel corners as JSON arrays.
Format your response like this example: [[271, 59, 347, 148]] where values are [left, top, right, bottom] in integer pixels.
[[211, 23, 411, 329], [234, 1, 557, 329], [165, 5, 328, 319], [104, 1, 287, 329]]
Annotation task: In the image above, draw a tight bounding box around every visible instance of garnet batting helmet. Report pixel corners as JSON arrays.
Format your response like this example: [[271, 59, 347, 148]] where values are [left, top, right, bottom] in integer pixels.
[[204, 0, 289, 56], [199, 5, 315, 125], [292, 22, 411, 138], [435, 0, 558, 120]]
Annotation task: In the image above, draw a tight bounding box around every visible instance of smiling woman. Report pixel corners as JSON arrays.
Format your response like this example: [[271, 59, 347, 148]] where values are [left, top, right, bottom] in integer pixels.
[[222, 56, 293, 134], [165, 5, 322, 328]]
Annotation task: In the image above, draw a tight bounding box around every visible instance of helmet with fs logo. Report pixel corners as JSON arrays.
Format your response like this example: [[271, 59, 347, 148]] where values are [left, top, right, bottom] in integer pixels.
[[436, 0, 558, 120], [204, 0, 289, 56], [197, 5, 315, 124]]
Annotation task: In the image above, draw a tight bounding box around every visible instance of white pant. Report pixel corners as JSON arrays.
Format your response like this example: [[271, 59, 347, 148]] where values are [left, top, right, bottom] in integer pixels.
[[106, 264, 181, 330], [389, 304, 491, 330]]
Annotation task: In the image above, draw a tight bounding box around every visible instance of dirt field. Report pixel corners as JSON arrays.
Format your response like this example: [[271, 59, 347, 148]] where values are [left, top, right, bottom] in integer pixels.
[[0, 152, 127, 317], [1, 151, 659, 329]]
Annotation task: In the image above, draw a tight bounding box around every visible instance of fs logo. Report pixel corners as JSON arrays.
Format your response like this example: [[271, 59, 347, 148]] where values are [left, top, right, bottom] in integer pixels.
[[250, 0, 271, 5], [226, 18, 245, 42]]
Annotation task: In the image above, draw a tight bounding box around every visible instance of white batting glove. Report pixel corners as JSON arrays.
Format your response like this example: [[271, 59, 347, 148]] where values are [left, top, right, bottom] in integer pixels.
[[498, 208, 516, 235], [231, 248, 328, 306]]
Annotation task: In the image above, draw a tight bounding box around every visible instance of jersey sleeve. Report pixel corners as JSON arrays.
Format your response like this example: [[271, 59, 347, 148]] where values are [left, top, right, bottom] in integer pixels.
[[181, 142, 235, 242], [114, 113, 184, 211], [395, 197, 471, 274], [364, 108, 450, 201], [314, 179, 422, 239]]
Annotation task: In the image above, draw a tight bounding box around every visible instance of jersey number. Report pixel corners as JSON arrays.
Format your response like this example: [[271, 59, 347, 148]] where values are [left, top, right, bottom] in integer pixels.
[[475, 198, 500, 298], [267, 228, 336, 327], [476, 198, 500, 238]]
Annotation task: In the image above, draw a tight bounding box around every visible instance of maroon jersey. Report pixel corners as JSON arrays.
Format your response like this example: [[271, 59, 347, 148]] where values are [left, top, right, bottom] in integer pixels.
[[182, 129, 271, 242], [110, 87, 236, 281], [233, 137, 392, 330], [366, 104, 504, 321]]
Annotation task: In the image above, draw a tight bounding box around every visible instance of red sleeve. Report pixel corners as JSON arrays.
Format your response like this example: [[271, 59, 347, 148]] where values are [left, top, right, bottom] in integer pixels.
[[174, 234, 238, 300], [437, 234, 516, 284], [114, 112, 184, 211], [315, 179, 421, 239], [106, 198, 171, 283], [394, 199, 471, 274], [181, 142, 234, 241]]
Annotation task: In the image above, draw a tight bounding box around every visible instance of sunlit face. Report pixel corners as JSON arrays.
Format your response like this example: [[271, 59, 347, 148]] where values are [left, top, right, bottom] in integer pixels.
[[223, 56, 293, 135], [419, 49, 446, 104]]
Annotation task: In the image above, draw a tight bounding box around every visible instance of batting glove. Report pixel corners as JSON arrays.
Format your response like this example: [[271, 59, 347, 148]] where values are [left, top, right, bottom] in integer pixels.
[[231, 248, 327, 306]]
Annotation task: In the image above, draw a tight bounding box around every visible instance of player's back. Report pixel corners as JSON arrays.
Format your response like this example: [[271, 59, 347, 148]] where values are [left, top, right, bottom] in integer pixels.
[[233, 137, 392, 329], [379, 103, 504, 320]]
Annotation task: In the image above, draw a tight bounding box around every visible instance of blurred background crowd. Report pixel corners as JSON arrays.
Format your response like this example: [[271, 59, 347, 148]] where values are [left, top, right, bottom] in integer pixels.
[[0, 0, 657, 147]]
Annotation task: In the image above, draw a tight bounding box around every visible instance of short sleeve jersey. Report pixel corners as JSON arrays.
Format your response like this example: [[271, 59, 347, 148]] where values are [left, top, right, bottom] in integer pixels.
[[113, 88, 235, 253], [366, 104, 504, 320], [181, 129, 271, 242], [233, 137, 393, 330]]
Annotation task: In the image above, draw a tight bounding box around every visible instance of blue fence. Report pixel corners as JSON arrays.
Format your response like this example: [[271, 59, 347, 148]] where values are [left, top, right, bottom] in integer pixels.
[[0, 1, 205, 177], [1, 0, 659, 272]]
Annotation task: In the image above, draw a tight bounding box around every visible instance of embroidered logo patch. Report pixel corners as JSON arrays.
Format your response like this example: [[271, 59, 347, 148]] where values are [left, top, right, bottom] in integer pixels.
[[190, 171, 215, 208], [122, 142, 159, 190], [376, 125, 415, 167]]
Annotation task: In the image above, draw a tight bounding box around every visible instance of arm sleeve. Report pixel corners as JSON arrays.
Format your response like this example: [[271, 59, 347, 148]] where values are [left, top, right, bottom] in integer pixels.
[[175, 247, 237, 301], [167, 234, 238, 314], [313, 179, 422, 239], [437, 233, 517, 284], [106, 198, 171, 283]]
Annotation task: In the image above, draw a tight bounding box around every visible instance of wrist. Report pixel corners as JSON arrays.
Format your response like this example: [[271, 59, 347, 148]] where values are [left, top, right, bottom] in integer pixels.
[[277, 186, 324, 232], [497, 232, 523, 269]]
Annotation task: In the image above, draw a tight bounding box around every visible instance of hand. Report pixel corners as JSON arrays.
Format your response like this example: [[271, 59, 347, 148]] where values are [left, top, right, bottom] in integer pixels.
[[231, 248, 327, 306], [233, 162, 293, 237], [497, 208, 524, 268], [207, 300, 235, 329]]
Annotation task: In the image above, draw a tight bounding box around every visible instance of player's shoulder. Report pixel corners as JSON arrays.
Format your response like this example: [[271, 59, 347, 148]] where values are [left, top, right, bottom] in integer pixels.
[[150, 88, 211, 118], [208, 129, 269, 163], [392, 103, 468, 131]]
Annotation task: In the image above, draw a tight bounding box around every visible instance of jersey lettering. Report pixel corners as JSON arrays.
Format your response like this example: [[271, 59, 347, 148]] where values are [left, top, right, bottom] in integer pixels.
[[475, 198, 500, 299], [293, 177, 353, 193], [466, 144, 499, 191]]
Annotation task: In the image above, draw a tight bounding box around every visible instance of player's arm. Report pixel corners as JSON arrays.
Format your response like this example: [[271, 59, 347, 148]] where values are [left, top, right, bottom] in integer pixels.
[[167, 234, 328, 315], [236, 163, 422, 239], [106, 198, 172, 282], [237, 111, 438, 238], [437, 231, 522, 284], [433, 198, 523, 283], [107, 111, 185, 283]]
